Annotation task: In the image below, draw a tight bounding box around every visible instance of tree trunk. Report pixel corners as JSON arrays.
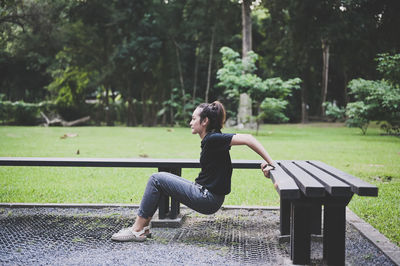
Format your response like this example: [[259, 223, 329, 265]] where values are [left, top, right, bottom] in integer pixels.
[[169, 89, 174, 126], [161, 86, 167, 126], [127, 96, 137, 127], [301, 66, 309, 124], [240, 0, 253, 128], [173, 39, 185, 106], [192, 39, 200, 104], [173, 39, 187, 121], [141, 88, 148, 126], [320, 39, 330, 117], [192, 33, 200, 105], [40, 112, 90, 127], [151, 99, 158, 126], [301, 101, 308, 123], [205, 26, 215, 103], [242, 0, 252, 59], [127, 97, 132, 127], [62, 116, 91, 127], [343, 68, 349, 106], [256, 102, 261, 136], [105, 87, 113, 126]]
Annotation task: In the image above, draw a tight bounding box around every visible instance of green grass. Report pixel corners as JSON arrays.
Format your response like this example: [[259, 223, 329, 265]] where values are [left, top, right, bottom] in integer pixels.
[[0, 124, 399, 246]]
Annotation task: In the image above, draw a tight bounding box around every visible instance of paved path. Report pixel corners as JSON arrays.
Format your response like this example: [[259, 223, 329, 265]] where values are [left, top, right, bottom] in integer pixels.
[[0, 206, 396, 265]]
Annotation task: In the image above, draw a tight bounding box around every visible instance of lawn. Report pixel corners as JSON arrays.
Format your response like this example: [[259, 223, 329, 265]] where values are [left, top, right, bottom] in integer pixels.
[[0, 124, 399, 246]]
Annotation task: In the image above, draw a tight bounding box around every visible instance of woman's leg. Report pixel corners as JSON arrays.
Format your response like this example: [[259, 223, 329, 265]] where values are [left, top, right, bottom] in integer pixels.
[[137, 172, 224, 220], [131, 215, 151, 233], [113, 172, 224, 241]]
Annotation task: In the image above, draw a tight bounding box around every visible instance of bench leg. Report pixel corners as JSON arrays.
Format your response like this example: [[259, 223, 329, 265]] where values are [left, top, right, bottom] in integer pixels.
[[290, 201, 311, 265], [170, 197, 180, 219], [280, 199, 291, 235], [323, 203, 346, 266], [157, 167, 182, 219], [310, 204, 322, 235], [158, 193, 169, 219]]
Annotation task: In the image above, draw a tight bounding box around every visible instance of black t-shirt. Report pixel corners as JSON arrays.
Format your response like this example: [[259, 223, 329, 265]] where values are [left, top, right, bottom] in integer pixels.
[[195, 132, 235, 195]]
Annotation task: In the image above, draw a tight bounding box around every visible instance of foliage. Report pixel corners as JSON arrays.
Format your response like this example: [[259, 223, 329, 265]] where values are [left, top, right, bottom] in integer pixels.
[[345, 101, 370, 135], [323, 101, 345, 122], [158, 88, 202, 126], [0, 0, 241, 125], [1, 0, 400, 125], [258, 98, 289, 123], [378, 121, 400, 136], [375, 53, 400, 86], [47, 66, 92, 108], [259, 0, 400, 118], [345, 53, 400, 135], [0, 100, 55, 125], [0, 0, 73, 102], [262, 78, 301, 98], [345, 78, 400, 135], [217, 47, 260, 95], [216, 46, 301, 129]]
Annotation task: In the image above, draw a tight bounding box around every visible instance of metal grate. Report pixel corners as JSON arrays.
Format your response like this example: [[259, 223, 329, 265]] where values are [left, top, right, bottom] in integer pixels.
[[0, 207, 394, 265], [0, 208, 287, 265], [153, 209, 287, 265]]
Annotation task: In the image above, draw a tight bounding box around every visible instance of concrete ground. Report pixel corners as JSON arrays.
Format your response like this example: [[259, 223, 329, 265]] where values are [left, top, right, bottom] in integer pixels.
[[0, 204, 398, 265]]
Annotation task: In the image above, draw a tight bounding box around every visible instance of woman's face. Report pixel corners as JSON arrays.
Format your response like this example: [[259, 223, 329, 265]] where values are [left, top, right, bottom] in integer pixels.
[[190, 107, 206, 135]]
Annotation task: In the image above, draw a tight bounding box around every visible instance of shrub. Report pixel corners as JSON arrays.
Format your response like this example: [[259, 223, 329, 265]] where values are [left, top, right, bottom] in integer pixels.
[[259, 98, 289, 123], [345, 101, 370, 135], [324, 101, 346, 122], [345, 53, 400, 135], [0, 101, 56, 125], [346, 79, 400, 135]]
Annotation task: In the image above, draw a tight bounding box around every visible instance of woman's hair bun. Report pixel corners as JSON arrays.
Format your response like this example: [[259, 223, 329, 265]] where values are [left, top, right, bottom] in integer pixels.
[[198, 101, 226, 133]]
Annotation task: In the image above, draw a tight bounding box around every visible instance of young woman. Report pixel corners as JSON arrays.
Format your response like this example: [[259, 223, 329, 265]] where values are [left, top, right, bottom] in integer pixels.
[[111, 101, 275, 242]]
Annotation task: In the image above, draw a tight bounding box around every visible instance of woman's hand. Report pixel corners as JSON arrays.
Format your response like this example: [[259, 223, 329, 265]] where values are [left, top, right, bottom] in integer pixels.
[[261, 162, 275, 178]]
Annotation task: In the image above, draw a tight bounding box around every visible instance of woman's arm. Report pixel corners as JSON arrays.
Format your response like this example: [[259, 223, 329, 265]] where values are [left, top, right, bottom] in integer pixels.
[[230, 134, 275, 177]]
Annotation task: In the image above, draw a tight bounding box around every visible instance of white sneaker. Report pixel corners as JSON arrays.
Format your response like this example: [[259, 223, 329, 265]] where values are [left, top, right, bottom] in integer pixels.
[[111, 226, 151, 242]]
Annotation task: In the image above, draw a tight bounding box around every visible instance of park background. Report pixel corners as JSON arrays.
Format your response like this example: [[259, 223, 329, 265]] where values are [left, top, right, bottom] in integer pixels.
[[0, 0, 399, 248]]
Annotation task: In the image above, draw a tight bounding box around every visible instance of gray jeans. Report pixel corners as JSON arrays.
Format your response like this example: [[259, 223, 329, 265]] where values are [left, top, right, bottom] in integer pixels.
[[137, 172, 225, 219]]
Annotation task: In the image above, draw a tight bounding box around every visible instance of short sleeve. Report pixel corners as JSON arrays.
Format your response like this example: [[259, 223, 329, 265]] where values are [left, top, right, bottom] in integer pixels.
[[205, 133, 235, 151]]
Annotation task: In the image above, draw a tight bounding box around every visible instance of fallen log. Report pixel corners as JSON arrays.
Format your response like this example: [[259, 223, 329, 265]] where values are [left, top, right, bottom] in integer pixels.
[[40, 112, 90, 127]]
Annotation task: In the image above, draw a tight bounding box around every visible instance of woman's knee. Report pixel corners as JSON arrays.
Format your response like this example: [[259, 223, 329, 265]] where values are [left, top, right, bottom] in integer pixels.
[[148, 172, 170, 186]]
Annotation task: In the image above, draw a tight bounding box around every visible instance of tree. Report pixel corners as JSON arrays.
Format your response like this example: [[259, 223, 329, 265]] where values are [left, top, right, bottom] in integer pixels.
[[346, 53, 400, 135], [259, 0, 400, 122], [0, 0, 72, 102], [238, 0, 262, 127], [217, 46, 301, 134], [2, 0, 399, 127], [241, 0, 252, 60]]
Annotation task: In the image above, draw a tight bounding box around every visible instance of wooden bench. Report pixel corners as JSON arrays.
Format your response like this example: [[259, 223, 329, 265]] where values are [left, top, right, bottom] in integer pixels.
[[0, 157, 378, 265], [271, 160, 378, 265]]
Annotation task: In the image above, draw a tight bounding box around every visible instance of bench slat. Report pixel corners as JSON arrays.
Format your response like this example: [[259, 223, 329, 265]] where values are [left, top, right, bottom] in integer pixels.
[[293, 161, 352, 197], [0, 157, 263, 169], [308, 161, 378, 196], [270, 161, 300, 200], [0, 157, 200, 168], [279, 161, 325, 197]]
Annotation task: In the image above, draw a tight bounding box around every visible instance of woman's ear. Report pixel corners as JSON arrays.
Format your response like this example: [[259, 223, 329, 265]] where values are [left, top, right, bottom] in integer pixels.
[[201, 117, 209, 127]]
